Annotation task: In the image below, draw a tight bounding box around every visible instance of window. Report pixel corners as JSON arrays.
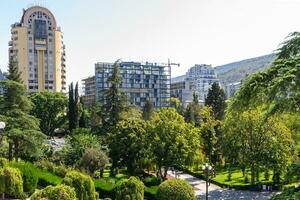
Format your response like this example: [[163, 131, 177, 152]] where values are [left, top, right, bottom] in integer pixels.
[[29, 49, 32, 53]]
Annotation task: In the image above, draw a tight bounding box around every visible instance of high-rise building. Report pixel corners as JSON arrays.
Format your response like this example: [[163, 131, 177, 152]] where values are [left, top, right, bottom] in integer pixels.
[[224, 82, 241, 98], [81, 76, 96, 107], [9, 6, 66, 92], [171, 64, 219, 105], [0, 69, 6, 95], [95, 61, 171, 108]]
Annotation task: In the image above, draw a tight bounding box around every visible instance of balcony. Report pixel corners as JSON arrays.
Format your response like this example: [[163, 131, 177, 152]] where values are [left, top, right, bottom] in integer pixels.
[[8, 41, 13, 46]]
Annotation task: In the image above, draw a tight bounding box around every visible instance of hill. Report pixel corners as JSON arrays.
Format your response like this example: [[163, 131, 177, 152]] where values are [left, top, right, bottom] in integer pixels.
[[215, 54, 276, 84]]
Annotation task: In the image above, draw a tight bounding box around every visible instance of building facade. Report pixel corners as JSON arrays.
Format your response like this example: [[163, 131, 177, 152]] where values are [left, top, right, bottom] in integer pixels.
[[0, 69, 6, 95], [81, 76, 96, 107], [224, 82, 241, 98], [171, 64, 219, 105], [9, 6, 66, 92], [95, 61, 171, 108]]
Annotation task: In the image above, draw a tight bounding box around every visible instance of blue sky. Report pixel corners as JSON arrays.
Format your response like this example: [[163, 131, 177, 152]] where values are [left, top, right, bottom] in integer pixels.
[[1, 0, 300, 85]]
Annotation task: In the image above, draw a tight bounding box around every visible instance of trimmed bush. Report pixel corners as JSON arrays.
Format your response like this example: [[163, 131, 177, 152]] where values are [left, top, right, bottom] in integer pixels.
[[115, 176, 144, 200], [30, 184, 76, 200], [156, 179, 196, 200], [0, 167, 24, 198], [63, 170, 97, 200]]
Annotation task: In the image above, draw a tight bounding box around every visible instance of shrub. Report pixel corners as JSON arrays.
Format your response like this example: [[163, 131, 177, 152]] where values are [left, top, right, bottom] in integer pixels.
[[0, 167, 24, 198], [20, 163, 38, 194], [30, 184, 76, 200], [54, 164, 68, 177], [156, 179, 196, 200], [271, 187, 300, 200], [35, 159, 55, 172], [0, 157, 8, 167], [115, 176, 144, 200], [63, 170, 97, 200]]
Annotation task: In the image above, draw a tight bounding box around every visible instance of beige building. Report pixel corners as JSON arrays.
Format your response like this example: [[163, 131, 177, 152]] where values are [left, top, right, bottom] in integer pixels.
[[9, 6, 66, 92], [81, 76, 96, 107]]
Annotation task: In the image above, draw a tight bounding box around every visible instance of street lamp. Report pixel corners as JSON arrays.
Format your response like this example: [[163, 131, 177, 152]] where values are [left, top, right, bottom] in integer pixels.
[[0, 122, 6, 146], [202, 163, 212, 200]]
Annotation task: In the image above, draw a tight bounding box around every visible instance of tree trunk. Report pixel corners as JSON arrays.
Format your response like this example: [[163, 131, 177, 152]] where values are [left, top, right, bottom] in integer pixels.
[[8, 142, 13, 161], [163, 167, 168, 180], [251, 164, 256, 185], [100, 168, 104, 178], [256, 168, 260, 182]]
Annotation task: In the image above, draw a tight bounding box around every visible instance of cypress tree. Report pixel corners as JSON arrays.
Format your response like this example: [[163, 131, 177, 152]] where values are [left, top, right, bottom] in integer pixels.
[[68, 82, 75, 132]]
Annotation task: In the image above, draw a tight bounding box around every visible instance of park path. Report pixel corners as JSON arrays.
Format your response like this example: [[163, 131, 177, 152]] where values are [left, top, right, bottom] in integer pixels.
[[167, 171, 279, 200]]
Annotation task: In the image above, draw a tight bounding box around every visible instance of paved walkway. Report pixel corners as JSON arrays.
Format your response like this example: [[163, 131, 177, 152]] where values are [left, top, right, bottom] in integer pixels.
[[167, 171, 279, 200]]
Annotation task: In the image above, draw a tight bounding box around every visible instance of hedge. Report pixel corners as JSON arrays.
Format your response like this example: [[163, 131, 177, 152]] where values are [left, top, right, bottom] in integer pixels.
[[30, 184, 76, 200]]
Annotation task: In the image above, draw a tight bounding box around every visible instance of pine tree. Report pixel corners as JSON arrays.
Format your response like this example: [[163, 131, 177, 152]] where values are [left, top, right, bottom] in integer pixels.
[[7, 60, 22, 83], [205, 82, 226, 120], [102, 61, 127, 129], [142, 99, 153, 120]]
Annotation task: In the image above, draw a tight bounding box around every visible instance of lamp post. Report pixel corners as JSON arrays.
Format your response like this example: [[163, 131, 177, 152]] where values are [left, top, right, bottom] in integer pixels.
[[202, 163, 212, 200]]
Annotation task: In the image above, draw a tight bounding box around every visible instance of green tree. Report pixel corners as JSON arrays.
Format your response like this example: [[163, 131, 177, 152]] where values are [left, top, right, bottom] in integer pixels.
[[223, 109, 295, 184], [30, 92, 68, 136], [79, 148, 109, 176], [205, 82, 226, 120], [0, 167, 24, 199], [149, 108, 200, 179], [115, 176, 144, 200], [68, 82, 80, 132], [109, 118, 149, 175], [101, 61, 127, 130], [199, 106, 219, 164], [184, 92, 201, 127], [169, 97, 184, 115], [6, 60, 22, 83], [142, 99, 153, 120], [58, 128, 101, 166]]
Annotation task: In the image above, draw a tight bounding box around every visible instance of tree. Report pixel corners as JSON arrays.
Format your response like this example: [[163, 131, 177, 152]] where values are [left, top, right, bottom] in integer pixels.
[[115, 177, 144, 200], [6, 60, 22, 83], [199, 106, 219, 164], [0, 81, 45, 161], [79, 148, 109, 176], [0, 167, 24, 199], [101, 61, 127, 130], [142, 99, 153, 120], [68, 82, 80, 132], [169, 97, 184, 115], [109, 118, 149, 175], [222, 109, 295, 184], [149, 108, 200, 179], [205, 82, 226, 120], [156, 179, 196, 200], [30, 92, 68, 136], [184, 92, 201, 127], [59, 129, 101, 166]]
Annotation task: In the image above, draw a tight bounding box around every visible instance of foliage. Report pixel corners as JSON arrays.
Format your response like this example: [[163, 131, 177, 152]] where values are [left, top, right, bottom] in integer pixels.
[[156, 179, 195, 200], [142, 99, 153, 120], [0, 157, 8, 167], [101, 60, 128, 129], [199, 106, 219, 164], [6, 60, 22, 83], [169, 97, 184, 115], [58, 128, 101, 166], [79, 148, 109, 175], [222, 109, 295, 184], [18, 162, 38, 194], [115, 176, 144, 200], [30, 92, 67, 136], [30, 184, 77, 200], [143, 176, 162, 187], [285, 162, 300, 184], [184, 92, 201, 127], [149, 108, 200, 179], [63, 170, 97, 200], [270, 187, 300, 200], [205, 82, 226, 120], [68, 82, 80, 132], [0, 167, 24, 198], [109, 118, 149, 174]]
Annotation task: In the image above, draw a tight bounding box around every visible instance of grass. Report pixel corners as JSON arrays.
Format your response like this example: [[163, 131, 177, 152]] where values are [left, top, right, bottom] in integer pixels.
[[145, 185, 159, 195]]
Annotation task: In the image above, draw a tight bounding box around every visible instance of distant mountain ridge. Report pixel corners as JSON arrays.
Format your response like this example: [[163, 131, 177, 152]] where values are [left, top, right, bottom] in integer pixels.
[[215, 54, 276, 84]]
